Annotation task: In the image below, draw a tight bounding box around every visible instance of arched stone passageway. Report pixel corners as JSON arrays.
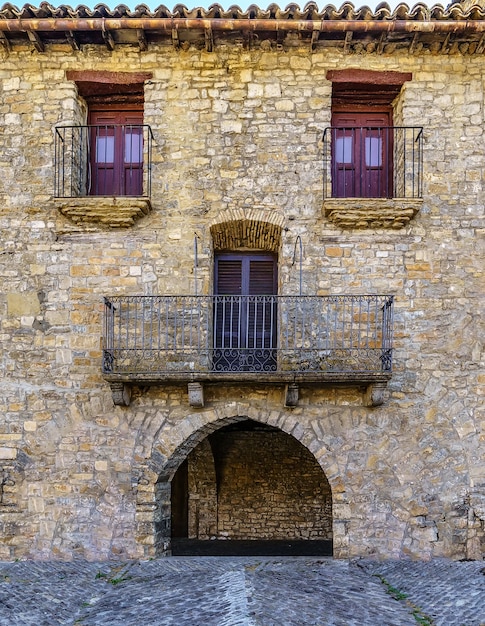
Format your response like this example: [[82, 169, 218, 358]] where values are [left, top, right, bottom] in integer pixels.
[[135, 411, 338, 557], [170, 419, 333, 555]]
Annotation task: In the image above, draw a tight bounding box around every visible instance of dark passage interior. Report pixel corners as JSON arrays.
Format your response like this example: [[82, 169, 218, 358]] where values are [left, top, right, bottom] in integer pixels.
[[171, 420, 333, 556]]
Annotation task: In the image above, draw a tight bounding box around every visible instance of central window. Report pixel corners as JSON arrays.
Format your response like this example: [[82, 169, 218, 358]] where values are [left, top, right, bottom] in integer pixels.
[[213, 253, 277, 372]]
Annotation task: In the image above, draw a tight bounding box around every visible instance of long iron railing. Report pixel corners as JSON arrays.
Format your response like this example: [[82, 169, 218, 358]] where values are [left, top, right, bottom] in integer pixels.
[[103, 295, 394, 377], [54, 124, 153, 198], [322, 126, 423, 199]]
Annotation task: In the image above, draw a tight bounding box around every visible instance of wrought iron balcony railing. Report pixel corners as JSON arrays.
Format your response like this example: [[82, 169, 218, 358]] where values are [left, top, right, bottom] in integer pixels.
[[103, 295, 394, 382], [323, 126, 423, 199], [54, 124, 153, 198]]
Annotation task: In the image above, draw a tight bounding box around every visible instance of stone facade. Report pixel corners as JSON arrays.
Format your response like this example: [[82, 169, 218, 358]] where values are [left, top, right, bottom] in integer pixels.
[[0, 6, 484, 561]]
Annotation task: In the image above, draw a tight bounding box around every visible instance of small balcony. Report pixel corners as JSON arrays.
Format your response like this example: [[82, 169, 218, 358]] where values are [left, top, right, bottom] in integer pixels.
[[322, 126, 424, 228], [102, 295, 394, 406], [53, 124, 154, 227]]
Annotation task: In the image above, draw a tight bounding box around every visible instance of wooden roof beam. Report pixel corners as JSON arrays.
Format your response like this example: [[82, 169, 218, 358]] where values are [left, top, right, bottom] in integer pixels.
[[311, 29, 319, 51], [66, 30, 80, 51], [476, 32, 485, 53], [0, 31, 11, 52], [205, 26, 213, 52], [409, 32, 420, 53], [4, 18, 485, 36], [137, 29, 147, 51], [376, 32, 386, 54], [171, 27, 179, 49], [27, 29, 44, 52], [102, 28, 115, 51], [343, 30, 353, 52]]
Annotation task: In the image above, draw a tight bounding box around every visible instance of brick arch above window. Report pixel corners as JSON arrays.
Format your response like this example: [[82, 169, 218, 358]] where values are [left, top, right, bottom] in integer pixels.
[[209, 208, 285, 253]]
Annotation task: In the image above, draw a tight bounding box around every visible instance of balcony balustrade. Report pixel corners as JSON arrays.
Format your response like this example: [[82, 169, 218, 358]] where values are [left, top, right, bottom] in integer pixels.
[[322, 126, 424, 228], [54, 124, 153, 198], [102, 295, 394, 387], [323, 126, 423, 199]]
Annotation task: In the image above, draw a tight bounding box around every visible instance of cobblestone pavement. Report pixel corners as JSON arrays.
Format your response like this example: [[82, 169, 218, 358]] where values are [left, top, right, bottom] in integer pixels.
[[0, 557, 484, 626]]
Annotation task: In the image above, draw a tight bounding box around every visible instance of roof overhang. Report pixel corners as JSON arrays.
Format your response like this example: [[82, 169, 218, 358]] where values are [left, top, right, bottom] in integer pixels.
[[1, 2, 485, 54]]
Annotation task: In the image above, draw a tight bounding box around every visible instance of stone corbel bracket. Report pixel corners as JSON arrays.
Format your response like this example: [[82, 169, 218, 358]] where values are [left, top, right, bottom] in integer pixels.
[[323, 198, 423, 229], [285, 383, 299, 408], [364, 382, 388, 407], [111, 382, 132, 406], [188, 382, 204, 408], [57, 197, 152, 228]]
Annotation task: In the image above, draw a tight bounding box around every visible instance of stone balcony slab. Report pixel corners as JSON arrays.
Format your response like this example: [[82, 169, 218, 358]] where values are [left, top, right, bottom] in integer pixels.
[[323, 198, 423, 229], [56, 196, 152, 228]]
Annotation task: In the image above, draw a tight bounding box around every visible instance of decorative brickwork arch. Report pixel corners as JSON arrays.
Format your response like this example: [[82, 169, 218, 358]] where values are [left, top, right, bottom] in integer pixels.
[[133, 405, 348, 558], [209, 207, 285, 252]]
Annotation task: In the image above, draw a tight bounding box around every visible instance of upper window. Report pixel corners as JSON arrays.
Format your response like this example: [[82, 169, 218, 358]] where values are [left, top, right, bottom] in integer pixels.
[[323, 70, 423, 202], [331, 110, 392, 199], [89, 107, 144, 196], [55, 71, 153, 199]]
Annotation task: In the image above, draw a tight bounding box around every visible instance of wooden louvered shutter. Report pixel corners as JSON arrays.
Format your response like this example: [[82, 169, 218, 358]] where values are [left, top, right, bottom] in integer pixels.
[[215, 259, 243, 349], [247, 259, 277, 349], [214, 254, 277, 362]]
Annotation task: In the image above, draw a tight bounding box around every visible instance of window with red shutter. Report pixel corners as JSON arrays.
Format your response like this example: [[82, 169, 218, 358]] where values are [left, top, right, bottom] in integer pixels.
[[89, 108, 144, 196], [331, 110, 392, 199]]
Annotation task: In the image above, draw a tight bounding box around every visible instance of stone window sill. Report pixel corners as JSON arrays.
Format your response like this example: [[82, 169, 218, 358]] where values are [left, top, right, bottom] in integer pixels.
[[323, 198, 423, 229], [56, 197, 152, 228]]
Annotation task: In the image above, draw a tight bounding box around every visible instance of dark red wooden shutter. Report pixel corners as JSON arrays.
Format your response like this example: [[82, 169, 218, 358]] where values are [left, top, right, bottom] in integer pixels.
[[331, 111, 392, 198], [89, 109, 143, 196], [248, 260, 276, 295], [215, 259, 242, 295]]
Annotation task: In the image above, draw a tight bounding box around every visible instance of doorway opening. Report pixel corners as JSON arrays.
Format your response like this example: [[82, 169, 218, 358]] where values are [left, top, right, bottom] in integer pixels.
[[213, 252, 278, 373], [171, 419, 333, 556]]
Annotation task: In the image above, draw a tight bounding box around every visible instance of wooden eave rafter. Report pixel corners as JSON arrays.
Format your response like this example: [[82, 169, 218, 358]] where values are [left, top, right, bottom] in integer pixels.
[[378, 32, 387, 54], [476, 33, 485, 53], [27, 29, 44, 52], [205, 26, 213, 52], [409, 32, 420, 53], [171, 27, 179, 49], [440, 32, 452, 53], [343, 30, 353, 52], [66, 30, 80, 51], [102, 27, 115, 51], [310, 28, 319, 51], [0, 31, 11, 51], [137, 28, 147, 51]]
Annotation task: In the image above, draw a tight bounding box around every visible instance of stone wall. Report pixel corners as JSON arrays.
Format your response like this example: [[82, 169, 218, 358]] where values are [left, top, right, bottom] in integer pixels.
[[0, 41, 483, 560]]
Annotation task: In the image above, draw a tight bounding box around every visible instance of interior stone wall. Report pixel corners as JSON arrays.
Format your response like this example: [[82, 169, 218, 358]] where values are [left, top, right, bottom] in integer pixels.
[[176, 425, 333, 542], [212, 428, 333, 540]]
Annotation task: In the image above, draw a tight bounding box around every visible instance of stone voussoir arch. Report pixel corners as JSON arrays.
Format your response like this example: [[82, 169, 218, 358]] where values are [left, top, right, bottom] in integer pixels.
[[209, 207, 286, 253], [134, 404, 348, 557]]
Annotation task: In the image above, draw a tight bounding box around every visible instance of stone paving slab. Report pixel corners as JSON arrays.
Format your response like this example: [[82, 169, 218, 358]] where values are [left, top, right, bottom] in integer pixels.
[[0, 557, 483, 626], [361, 559, 485, 626]]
